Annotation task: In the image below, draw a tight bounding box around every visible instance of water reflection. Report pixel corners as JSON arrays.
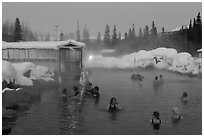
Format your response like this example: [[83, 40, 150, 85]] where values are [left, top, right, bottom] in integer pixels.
[[109, 111, 118, 121], [94, 96, 100, 106], [59, 82, 87, 135]]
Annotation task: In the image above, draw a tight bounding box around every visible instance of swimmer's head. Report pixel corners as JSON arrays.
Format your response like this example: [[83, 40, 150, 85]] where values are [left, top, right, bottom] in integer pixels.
[[155, 76, 158, 80], [94, 86, 99, 92], [110, 97, 117, 104], [182, 92, 187, 97], [153, 111, 160, 119], [88, 82, 93, 86], [63, 88, 67, 94], [159, 75, 163, 78], [73, 86, 78, 91]]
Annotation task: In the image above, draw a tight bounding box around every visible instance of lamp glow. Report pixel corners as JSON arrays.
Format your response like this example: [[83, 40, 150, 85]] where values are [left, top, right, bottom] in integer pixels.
[[88, 55, 93, 61]]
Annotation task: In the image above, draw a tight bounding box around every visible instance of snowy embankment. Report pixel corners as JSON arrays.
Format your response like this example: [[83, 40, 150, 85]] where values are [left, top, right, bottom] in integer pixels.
[[85, 47, 202, 75], [2, 60, 55, 87]]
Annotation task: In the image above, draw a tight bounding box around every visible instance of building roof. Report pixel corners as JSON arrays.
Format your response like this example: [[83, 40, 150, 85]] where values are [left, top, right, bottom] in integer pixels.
[[2, 40, 85, 50]]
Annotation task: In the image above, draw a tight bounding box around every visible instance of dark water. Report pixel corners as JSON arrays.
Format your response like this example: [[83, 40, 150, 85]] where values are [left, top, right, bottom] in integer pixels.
[[10, 69, 202, 135]]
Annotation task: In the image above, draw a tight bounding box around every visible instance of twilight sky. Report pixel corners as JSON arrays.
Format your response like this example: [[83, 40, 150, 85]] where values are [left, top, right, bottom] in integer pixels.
[[2, 2, 202, 37]]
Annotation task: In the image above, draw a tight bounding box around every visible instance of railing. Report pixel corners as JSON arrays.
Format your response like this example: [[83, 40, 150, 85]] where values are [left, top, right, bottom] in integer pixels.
[[3, 58, 59, 62]]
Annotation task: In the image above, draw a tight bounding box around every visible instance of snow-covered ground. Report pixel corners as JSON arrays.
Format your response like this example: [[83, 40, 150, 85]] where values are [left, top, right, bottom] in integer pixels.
[[2, 60, 55, 87], [85, 47, 202, 75]]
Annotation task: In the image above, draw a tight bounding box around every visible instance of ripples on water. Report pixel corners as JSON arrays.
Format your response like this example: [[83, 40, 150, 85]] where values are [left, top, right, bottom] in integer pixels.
[[8, 68, 202, 135]]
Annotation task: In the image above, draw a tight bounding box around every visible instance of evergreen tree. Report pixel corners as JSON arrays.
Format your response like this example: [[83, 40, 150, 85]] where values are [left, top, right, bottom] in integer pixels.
[[83, 25, 87, 42], [193, 18, 196, 28], [45, 33, 51, 41], [143, 25, 149, 38], [21, 22, 36, 41], [132, 24, 136, 38], [86, 29, 90, 43], [118, 31, 122, 42], [150, 21, 157, 37], [124, 32, 128, 41], [112, 25, 117, 46], [103, 25, 111, 47], [83, 25, 90, 44], [189, 19, 192, 30], [196, 12, 201, 25], [2, 20, 14, 42], [128, 28, 132, 39], [60, 31, 64, 41], [139, 27, 143, 38], [161, 27, 165, 35], [14, 18, 23, 42], [76, 19, 81, 42], [97, 32, 102, 45]]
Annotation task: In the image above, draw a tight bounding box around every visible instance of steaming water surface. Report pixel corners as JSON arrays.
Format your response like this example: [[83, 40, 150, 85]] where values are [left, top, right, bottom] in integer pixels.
[[10, 69, 201, 135]]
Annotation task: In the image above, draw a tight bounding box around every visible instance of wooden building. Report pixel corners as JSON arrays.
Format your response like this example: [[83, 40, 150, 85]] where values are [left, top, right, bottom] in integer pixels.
[[2, 40, 85, 82]]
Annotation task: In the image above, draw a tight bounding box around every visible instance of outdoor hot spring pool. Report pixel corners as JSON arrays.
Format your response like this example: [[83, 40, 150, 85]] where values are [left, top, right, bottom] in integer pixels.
[[9, 68, 202, 135]]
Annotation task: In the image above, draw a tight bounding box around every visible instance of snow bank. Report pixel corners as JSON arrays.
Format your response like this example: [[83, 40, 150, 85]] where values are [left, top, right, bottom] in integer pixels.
[[30, 66, 55, 81], [12, 62, 35, 86], [2, 60, 55, 87], [84, 47, 202, 75], [2, 60, 17, 83]]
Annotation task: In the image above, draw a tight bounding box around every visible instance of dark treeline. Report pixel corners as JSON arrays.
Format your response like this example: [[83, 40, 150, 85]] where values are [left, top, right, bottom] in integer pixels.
[[2, 18, 75, 42], [88, 12, 201, 55], [3, 12, 201, 55]]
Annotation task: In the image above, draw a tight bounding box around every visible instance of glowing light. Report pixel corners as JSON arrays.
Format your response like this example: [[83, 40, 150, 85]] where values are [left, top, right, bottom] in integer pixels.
[[88, 55, 93, 61]]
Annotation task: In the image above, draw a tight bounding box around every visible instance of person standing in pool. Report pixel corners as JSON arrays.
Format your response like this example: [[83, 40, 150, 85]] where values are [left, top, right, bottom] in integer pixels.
[[92, 86, 100, 104], [153, 76, 160, 87], [85, 82, 94, 94], [92, 86, 100, 97], [150, 111, 162, 130], [159, 74, 164, 84], [69, 86, 80, 98], [181, 92, 189, 102], [172, 107, 183, 120], [62, 88, 67, 97], [107, 98, 121, 111], [62, 88, 68, 104]]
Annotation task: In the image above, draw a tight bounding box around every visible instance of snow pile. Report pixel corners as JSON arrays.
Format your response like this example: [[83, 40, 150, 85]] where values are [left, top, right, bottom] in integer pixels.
[[2, 60, 55, 86], [84, 47, 202, 75], [2, 60, 17, 83], [12, 62, 36, 86], [30, 66, 55, 81], [2, 88, 23, 93]]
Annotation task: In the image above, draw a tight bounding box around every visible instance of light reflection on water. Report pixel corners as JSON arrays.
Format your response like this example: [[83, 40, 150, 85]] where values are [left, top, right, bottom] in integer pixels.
[[10, 68, 201, 135]]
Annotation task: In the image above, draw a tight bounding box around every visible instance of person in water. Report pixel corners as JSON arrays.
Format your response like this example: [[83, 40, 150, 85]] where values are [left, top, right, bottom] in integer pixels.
[[150, 111, 162, 130], [73, 86, 80, 96], [153, 76, 159, 86], [92, 86, 100, 98], [107, 98, 121, 111], [172, 107, 183, 120], [85, 82, 94, 94], [159, 74, 164, 84], [181, 92, 188, 101], [69, 86, 80, 98], [62, 88, 67, 97]]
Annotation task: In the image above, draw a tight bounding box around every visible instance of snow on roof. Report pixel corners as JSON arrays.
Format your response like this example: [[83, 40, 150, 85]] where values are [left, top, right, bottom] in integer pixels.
[[2, 40, 85, 50], [197, 49, 202, 52]]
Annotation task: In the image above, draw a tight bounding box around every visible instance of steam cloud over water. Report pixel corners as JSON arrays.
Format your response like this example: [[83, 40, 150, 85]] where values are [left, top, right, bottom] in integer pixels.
[[84, 47, 202, 75]]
